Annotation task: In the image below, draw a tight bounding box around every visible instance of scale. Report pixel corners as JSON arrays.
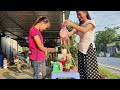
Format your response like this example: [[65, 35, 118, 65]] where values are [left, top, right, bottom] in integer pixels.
[[51, 11, 79, 79]]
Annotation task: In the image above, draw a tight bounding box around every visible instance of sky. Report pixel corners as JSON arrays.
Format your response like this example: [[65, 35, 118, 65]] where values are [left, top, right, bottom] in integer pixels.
[[68, 11, 120, 34]]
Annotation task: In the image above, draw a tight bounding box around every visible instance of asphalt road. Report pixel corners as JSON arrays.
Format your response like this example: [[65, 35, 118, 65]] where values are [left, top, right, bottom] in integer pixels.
[[97, 57, 120, 69]]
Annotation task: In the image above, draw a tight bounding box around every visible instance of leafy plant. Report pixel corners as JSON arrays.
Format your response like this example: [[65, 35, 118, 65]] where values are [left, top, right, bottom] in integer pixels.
[[66, 22, 79, 59]]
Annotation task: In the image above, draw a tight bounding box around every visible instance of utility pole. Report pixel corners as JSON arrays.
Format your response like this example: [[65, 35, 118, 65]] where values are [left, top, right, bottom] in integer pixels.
[[63, 11, 65, 22], [61, 11, 66, 45]]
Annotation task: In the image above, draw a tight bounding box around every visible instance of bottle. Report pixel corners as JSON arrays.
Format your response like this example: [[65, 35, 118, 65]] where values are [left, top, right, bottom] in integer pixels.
[[65, 56, 70, 72], [53, 62, 60, 72], [3, 58, 7, 69]]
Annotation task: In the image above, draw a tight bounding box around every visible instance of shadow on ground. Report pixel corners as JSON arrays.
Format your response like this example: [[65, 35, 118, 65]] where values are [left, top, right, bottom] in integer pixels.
[[3, 72, 16, 79], [0, 66, 52, 79], [0, 66, 33, 79], [7, 66, 18, 72]]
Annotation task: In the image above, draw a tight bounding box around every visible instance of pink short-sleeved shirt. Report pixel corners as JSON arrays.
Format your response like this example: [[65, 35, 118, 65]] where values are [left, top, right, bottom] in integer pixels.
[[28, 27, 45, 61]]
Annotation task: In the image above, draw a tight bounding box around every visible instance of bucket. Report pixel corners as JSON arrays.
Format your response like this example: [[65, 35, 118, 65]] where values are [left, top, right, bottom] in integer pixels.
[[0, 54, 4, 68]]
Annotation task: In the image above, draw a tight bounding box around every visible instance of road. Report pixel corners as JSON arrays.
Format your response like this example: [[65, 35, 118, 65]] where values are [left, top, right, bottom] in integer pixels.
[[97, 57, 120, 70]]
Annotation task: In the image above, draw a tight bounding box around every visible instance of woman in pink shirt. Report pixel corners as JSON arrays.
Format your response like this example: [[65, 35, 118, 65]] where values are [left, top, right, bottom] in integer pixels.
[[29, 16, 56, 79]]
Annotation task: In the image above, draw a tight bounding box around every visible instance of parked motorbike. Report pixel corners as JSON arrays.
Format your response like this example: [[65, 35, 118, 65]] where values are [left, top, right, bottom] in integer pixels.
[[13, 52, 31, 73]]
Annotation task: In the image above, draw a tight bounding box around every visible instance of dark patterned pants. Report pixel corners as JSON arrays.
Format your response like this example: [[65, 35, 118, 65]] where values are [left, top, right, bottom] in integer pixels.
[[78, 43, 100, 79]]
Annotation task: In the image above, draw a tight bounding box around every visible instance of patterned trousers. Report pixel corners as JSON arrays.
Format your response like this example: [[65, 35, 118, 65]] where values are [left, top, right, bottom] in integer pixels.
[[78, 43, 100, 79]]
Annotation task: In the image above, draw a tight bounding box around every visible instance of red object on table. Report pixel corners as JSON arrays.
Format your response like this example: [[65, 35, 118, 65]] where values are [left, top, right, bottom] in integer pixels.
[[59, 59, 76, 72], [59, 60, 66, 66], [63, 65, 75, 71], [70, 65, 74, 69], [63, 67, 70, 72]]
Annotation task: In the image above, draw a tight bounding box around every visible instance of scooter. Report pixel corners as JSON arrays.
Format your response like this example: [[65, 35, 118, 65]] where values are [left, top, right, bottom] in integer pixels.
[[13, 53, 31, 73]]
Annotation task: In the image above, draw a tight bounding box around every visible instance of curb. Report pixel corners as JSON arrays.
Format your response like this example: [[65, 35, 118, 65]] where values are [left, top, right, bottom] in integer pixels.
[[98, 63, 120, 72]]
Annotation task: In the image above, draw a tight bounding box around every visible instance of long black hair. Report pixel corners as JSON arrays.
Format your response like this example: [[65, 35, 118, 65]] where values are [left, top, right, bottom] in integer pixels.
[[76, 11, 91, 20], [76, 11, 91, 25]]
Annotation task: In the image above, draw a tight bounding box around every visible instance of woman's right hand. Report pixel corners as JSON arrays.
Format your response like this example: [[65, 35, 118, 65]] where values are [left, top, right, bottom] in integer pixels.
[[64, 20, 73, 26]]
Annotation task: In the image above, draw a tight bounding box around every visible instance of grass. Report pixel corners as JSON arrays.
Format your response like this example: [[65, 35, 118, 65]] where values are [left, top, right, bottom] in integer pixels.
[[113, 53, 120, 58], [99, 67, 120, 79]]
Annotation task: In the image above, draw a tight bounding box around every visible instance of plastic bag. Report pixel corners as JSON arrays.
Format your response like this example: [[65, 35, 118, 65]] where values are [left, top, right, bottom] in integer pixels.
[[60, 23, 69, 40]]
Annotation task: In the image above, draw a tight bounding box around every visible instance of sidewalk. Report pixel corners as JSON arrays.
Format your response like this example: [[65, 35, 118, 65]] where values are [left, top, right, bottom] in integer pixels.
[[0, 66, 52, 79]]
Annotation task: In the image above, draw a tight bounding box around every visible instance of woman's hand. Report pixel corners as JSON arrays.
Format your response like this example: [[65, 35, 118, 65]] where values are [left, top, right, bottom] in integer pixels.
[[64, 20, 73, 26]]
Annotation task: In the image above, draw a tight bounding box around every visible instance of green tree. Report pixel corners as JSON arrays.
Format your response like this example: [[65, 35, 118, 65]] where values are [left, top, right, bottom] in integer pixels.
[[66, 22, 79, 59], [95, 27, 117, 56], [116, 34, 120, 50]]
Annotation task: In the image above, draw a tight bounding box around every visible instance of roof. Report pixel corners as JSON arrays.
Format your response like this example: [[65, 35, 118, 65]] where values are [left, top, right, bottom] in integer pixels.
[[0, 11, 70, 46]]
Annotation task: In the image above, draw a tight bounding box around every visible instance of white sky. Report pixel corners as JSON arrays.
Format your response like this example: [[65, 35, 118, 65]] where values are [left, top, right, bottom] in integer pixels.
[[69, 11, 120, 34]]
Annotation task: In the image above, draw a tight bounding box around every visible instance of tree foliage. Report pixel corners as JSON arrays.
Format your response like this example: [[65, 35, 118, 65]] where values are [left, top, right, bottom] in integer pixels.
[[66, 22, 79, 59], [95, 27, 117, 56]]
